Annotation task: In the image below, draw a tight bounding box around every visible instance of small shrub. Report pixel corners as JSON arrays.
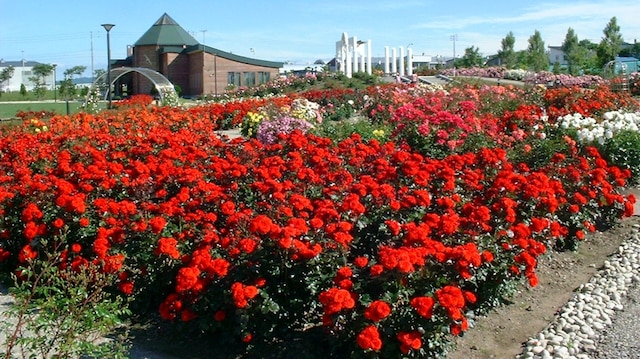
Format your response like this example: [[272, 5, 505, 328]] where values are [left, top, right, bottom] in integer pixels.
[[1, 238, 131, 358]]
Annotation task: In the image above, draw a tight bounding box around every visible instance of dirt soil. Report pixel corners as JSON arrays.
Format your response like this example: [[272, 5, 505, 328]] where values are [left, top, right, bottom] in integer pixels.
[[447, 187, 640, 359]]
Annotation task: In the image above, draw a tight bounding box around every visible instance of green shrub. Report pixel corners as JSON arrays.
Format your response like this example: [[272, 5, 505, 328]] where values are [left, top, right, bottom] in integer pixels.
[[314, 118, 392, 144]]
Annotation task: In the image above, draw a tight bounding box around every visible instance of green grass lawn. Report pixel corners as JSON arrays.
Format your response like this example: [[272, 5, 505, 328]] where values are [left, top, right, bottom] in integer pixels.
[[0, 88, 83, 102], [0, 101, 85, 119]]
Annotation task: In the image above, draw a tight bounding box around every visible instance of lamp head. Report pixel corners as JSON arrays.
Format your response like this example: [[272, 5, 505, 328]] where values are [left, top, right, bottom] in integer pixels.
[[101, 24, 115, 32]]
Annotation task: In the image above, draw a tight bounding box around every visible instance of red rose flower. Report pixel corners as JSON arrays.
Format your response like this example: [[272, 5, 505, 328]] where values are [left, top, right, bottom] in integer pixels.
[[356, 325, 382, 351], [364, 300, 391, 322]]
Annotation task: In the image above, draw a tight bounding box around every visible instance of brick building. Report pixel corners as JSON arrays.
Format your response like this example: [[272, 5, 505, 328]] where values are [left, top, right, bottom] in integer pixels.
[[115, 13, 283, 97]]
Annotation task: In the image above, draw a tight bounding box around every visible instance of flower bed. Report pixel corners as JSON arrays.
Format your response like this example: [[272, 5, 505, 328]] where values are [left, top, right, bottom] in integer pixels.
[[0, 80, 639, 358]]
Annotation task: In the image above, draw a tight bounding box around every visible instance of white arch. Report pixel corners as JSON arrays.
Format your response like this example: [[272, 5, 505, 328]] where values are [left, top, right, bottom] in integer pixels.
[[90, 67, 177, 102]]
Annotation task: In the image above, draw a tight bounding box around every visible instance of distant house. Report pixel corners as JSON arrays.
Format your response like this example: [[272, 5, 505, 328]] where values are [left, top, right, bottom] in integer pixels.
[[113, 13, 283, 97], [484, 54, 502, 67], [615, 56, 639, 73], [280, 61, 326, 75], [0, 60, 54, 92], [548, 46, 568, 69]]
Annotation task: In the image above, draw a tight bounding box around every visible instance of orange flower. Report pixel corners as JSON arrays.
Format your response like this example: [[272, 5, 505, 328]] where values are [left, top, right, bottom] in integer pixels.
[[52, 218, 65, 229], [249, 214, 274, 235], [353, 256, 369, 268], [397, 331, 422, 354], [155, 237, 180, 259], [175, 266, 201, 293], [148, 216, 167, 234], [159, 293, 182, 321], [18, 244, 38, 263], [436, 285, 466, 321], [318, 288, 356, 315], [370, 264, 384, 276], [356, 325, 382, 351], [364, 300, 391, 322], [410, 296, 435, 319], [78, 217, 90, 227], [231, 282, 259, 308]]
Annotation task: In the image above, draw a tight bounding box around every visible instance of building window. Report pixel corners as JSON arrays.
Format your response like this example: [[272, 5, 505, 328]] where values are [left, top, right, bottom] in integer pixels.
[[227, 72, 240, 86], [258, 71, 270, 84], [243, 72, 255, 86]]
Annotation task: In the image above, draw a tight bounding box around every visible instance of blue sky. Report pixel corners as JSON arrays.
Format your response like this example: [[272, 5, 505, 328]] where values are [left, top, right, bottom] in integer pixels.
[[1, 0, 639, 77]]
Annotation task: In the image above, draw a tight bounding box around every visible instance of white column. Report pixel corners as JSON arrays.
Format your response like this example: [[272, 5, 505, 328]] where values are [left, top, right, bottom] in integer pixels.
[[335, 42, 342, 73], [360, 47, 365, 73], [399, 46, 405, 77], [391, 48, 397, 74], [384, 46, 390, 75], [366, 40, 372, 75], [352, 36, 359, 73], [407, 48, 413, 76], [346, 47, 352, 78]]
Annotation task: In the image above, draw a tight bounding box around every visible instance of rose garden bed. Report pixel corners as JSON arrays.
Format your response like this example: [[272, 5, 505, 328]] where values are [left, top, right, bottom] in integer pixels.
[[1, 74, 640, 358]]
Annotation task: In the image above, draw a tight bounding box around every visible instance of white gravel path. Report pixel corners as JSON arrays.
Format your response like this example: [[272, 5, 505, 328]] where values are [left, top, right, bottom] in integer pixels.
[[517, 223, 640, 359]]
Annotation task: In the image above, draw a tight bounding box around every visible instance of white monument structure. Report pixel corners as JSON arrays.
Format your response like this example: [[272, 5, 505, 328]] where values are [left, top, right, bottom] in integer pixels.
[[385, 46, 414, 77], [335, 32, 372, 78], [335, 33, 415, 78]]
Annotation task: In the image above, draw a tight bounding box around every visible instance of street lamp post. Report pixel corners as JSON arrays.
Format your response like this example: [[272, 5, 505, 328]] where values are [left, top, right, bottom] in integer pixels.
[[52, 64, 57, 102], [450, 34, 457, 77], [101, 23, 115, 109]]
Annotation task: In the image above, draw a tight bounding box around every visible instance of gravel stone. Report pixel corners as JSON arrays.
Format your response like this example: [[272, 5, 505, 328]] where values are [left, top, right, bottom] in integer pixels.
[[517, 229, 640, 359]]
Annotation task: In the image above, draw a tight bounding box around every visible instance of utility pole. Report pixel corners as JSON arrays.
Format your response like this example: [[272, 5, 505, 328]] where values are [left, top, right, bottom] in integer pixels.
[[91, 31, 94, 82], [450, 34, 457, 77], [21, 51, 24, 88]]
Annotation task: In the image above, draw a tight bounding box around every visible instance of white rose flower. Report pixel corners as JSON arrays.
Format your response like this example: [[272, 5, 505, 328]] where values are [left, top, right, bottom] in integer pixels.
[[605, 130, 614, 139]]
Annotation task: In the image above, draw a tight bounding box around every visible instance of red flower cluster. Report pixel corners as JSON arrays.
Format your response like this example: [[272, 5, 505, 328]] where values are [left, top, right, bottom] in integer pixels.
[[230, 282, 259, 309], [363, 300, 391, 322], [397, 330, 422, 354], [356, 325, 382, 351], [319, 287, 356, 316]]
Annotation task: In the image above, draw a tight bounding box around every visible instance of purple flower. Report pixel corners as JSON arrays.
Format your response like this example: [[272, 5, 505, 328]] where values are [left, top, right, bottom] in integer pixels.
[[256, 116, 313, 144]]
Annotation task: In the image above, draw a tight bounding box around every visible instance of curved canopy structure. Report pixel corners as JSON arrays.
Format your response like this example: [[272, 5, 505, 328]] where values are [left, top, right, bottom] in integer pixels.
[[91, 67, 177, 102], [604, 60, 630, 92]]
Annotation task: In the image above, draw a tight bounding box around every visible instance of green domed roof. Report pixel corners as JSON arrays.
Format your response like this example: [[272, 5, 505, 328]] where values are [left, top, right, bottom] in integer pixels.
[[134, 13, 199, 47]]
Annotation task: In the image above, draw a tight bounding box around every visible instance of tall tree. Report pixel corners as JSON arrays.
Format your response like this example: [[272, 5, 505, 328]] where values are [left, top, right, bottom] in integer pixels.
[[460, 46, 484, 68], [597, 17, 624, 68], [0, 65, 15, 98], [526, 30, 549, 72], [561, 28, 580, 75], [514, 50, 529, 69], [497, 31, 516, 69], [58, 65, 87, 100], [575, 39, 601, 74], [29, 63, 54, 99]]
